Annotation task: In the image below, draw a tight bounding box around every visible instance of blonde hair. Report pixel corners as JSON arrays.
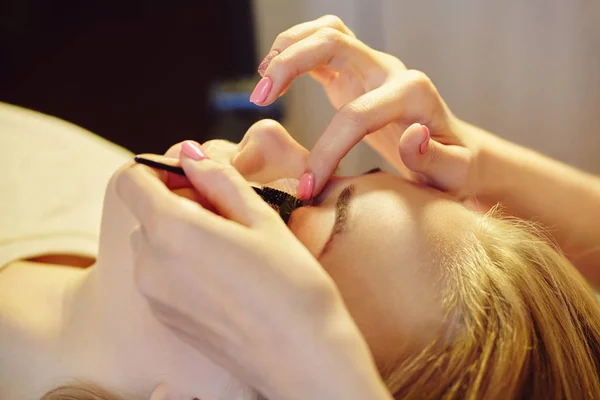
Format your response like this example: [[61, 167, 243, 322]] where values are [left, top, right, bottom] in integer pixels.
[[382, 207, 600, 399]]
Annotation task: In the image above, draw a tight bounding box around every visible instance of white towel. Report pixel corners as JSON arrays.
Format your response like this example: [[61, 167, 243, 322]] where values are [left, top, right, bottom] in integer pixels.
[[0, 102, 132, 268]]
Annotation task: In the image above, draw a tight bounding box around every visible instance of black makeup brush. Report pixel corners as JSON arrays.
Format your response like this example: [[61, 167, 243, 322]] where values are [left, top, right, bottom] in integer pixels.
[[251, 186, 305, 223], [134, 156, 305, 223]]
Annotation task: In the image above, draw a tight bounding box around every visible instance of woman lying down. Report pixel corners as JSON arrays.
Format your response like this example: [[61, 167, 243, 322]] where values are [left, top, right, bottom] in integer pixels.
[[1, 101, 600, 400]]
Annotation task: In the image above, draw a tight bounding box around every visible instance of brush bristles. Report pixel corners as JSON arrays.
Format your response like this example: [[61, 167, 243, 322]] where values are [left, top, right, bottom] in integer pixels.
[[253, 187, 304, 223]]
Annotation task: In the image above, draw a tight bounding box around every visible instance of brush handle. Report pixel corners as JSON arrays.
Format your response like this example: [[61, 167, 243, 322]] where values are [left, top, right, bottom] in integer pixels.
[[134, 156, 186, 176], [134, 156, 265, 192], [134, 156, 302, 223]]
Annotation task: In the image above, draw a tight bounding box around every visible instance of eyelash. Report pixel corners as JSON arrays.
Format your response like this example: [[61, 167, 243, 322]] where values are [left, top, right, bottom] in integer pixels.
[[364, 167, 382, 175]]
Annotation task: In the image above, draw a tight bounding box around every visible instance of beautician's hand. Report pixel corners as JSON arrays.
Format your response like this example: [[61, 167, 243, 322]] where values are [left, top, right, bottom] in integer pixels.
[[253, 15, 481, 199], [116, 142, 393, 400]]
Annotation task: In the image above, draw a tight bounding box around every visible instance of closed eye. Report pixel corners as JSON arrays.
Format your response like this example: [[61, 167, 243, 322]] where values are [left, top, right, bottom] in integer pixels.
[[363, 167, 382, 175]]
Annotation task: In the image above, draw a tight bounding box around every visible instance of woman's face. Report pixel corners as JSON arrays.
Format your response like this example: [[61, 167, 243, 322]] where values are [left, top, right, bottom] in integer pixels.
[[206, 119, 477, 365]]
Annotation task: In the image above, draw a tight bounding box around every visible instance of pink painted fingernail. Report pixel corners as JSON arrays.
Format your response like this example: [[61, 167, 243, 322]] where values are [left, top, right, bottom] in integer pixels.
[[181, 140, 207, 161], [249, 77, 273, 105], [298, 172, 315, 200], [419, 124, 430, 155], [258, 50, 279, 76]]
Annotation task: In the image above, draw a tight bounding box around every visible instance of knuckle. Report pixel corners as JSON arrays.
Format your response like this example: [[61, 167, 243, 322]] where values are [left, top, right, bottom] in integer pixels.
[[321, 14, 345, 29], [112, 162, 135, 198], [275, 30, 299, 48], [268, 51, 303, 82], [267, 52, 288, 72], [405, 69, 436, 96], [378, 51, 405, 69], [316, 27, 346, 46]]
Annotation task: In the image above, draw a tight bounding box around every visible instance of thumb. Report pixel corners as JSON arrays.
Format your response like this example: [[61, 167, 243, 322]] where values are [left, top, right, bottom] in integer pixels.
[[399, 123, 471, 193]]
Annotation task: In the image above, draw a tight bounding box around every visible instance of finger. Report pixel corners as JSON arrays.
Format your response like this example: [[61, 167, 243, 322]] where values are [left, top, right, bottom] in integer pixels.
[[200, 139, 239, 164], [166, 140, 239, 165], [256, 28, 379, 106], [135, 153, 191, 189], [306, 77, 422, 196], [399, 123, 471, 192], [258, 15, 355, 76], [272, 14, 355, 51], [115, 162, 211, 230], [179, 142, 279, 227], [164, 141, 185, 158], [118, 160, 242, 258]]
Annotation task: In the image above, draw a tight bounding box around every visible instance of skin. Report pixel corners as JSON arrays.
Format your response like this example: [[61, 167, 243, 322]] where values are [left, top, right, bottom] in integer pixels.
[[233, 120, 477, 366], [0, 119, 478, 398]]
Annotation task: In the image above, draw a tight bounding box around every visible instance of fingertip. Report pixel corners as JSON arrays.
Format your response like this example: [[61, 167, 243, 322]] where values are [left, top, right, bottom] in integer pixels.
[[298, 171, 315, 200], [304, 149, 341, 198], [180, 140, 208, 161], [398, 123, 430, 171], [249, 76, 273, 105], [399, 123, 429, 153], [164, 141, 184, 157]]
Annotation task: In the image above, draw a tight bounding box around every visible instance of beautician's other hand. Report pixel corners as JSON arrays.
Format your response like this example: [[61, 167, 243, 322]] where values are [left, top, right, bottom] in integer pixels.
[[253, 15, 479, 199], [116, 142, 393, 400]]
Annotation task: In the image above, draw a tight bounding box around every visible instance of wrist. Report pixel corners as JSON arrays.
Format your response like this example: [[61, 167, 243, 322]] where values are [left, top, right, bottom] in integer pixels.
[[263, 285, 392, 400], [312, 302, 393, 400], [452, 118, 519, 202]]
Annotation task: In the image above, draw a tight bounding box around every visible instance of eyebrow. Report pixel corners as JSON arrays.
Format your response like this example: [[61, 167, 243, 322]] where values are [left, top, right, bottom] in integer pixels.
[[317, 184, 356, 259]]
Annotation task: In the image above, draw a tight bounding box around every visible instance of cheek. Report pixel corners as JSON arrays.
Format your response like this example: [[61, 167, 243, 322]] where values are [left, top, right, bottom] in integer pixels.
[[319, 213, 445, 367], [287, 206, 335, 257]]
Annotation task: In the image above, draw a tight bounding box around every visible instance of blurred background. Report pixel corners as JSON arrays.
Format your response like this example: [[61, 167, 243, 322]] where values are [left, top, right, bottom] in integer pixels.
[[1, 0, 599, 174]]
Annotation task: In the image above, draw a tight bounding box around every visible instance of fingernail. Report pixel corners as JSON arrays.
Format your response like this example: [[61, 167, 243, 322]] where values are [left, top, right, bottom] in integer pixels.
[[258, 49, 279, 76], [419, 124, 430, 155], [298, 172, 315, 200], [249, 77, 273, 105], [180, 140, 207, 161]]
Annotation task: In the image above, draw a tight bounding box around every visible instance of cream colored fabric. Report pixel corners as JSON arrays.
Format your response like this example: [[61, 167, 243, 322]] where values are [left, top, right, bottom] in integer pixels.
[[0, 102, 133, 267]]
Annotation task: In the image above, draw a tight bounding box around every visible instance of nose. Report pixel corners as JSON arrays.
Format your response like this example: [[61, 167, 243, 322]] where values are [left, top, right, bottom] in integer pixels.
[[232, 119, 309, 184]]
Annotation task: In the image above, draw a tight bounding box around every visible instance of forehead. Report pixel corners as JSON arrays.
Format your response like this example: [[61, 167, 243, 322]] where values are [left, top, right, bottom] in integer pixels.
[[320, 173, 476, 283]]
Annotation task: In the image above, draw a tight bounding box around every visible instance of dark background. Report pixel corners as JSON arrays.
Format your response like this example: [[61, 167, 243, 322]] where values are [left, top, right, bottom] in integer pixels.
[[0, 0, 268, 153]]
